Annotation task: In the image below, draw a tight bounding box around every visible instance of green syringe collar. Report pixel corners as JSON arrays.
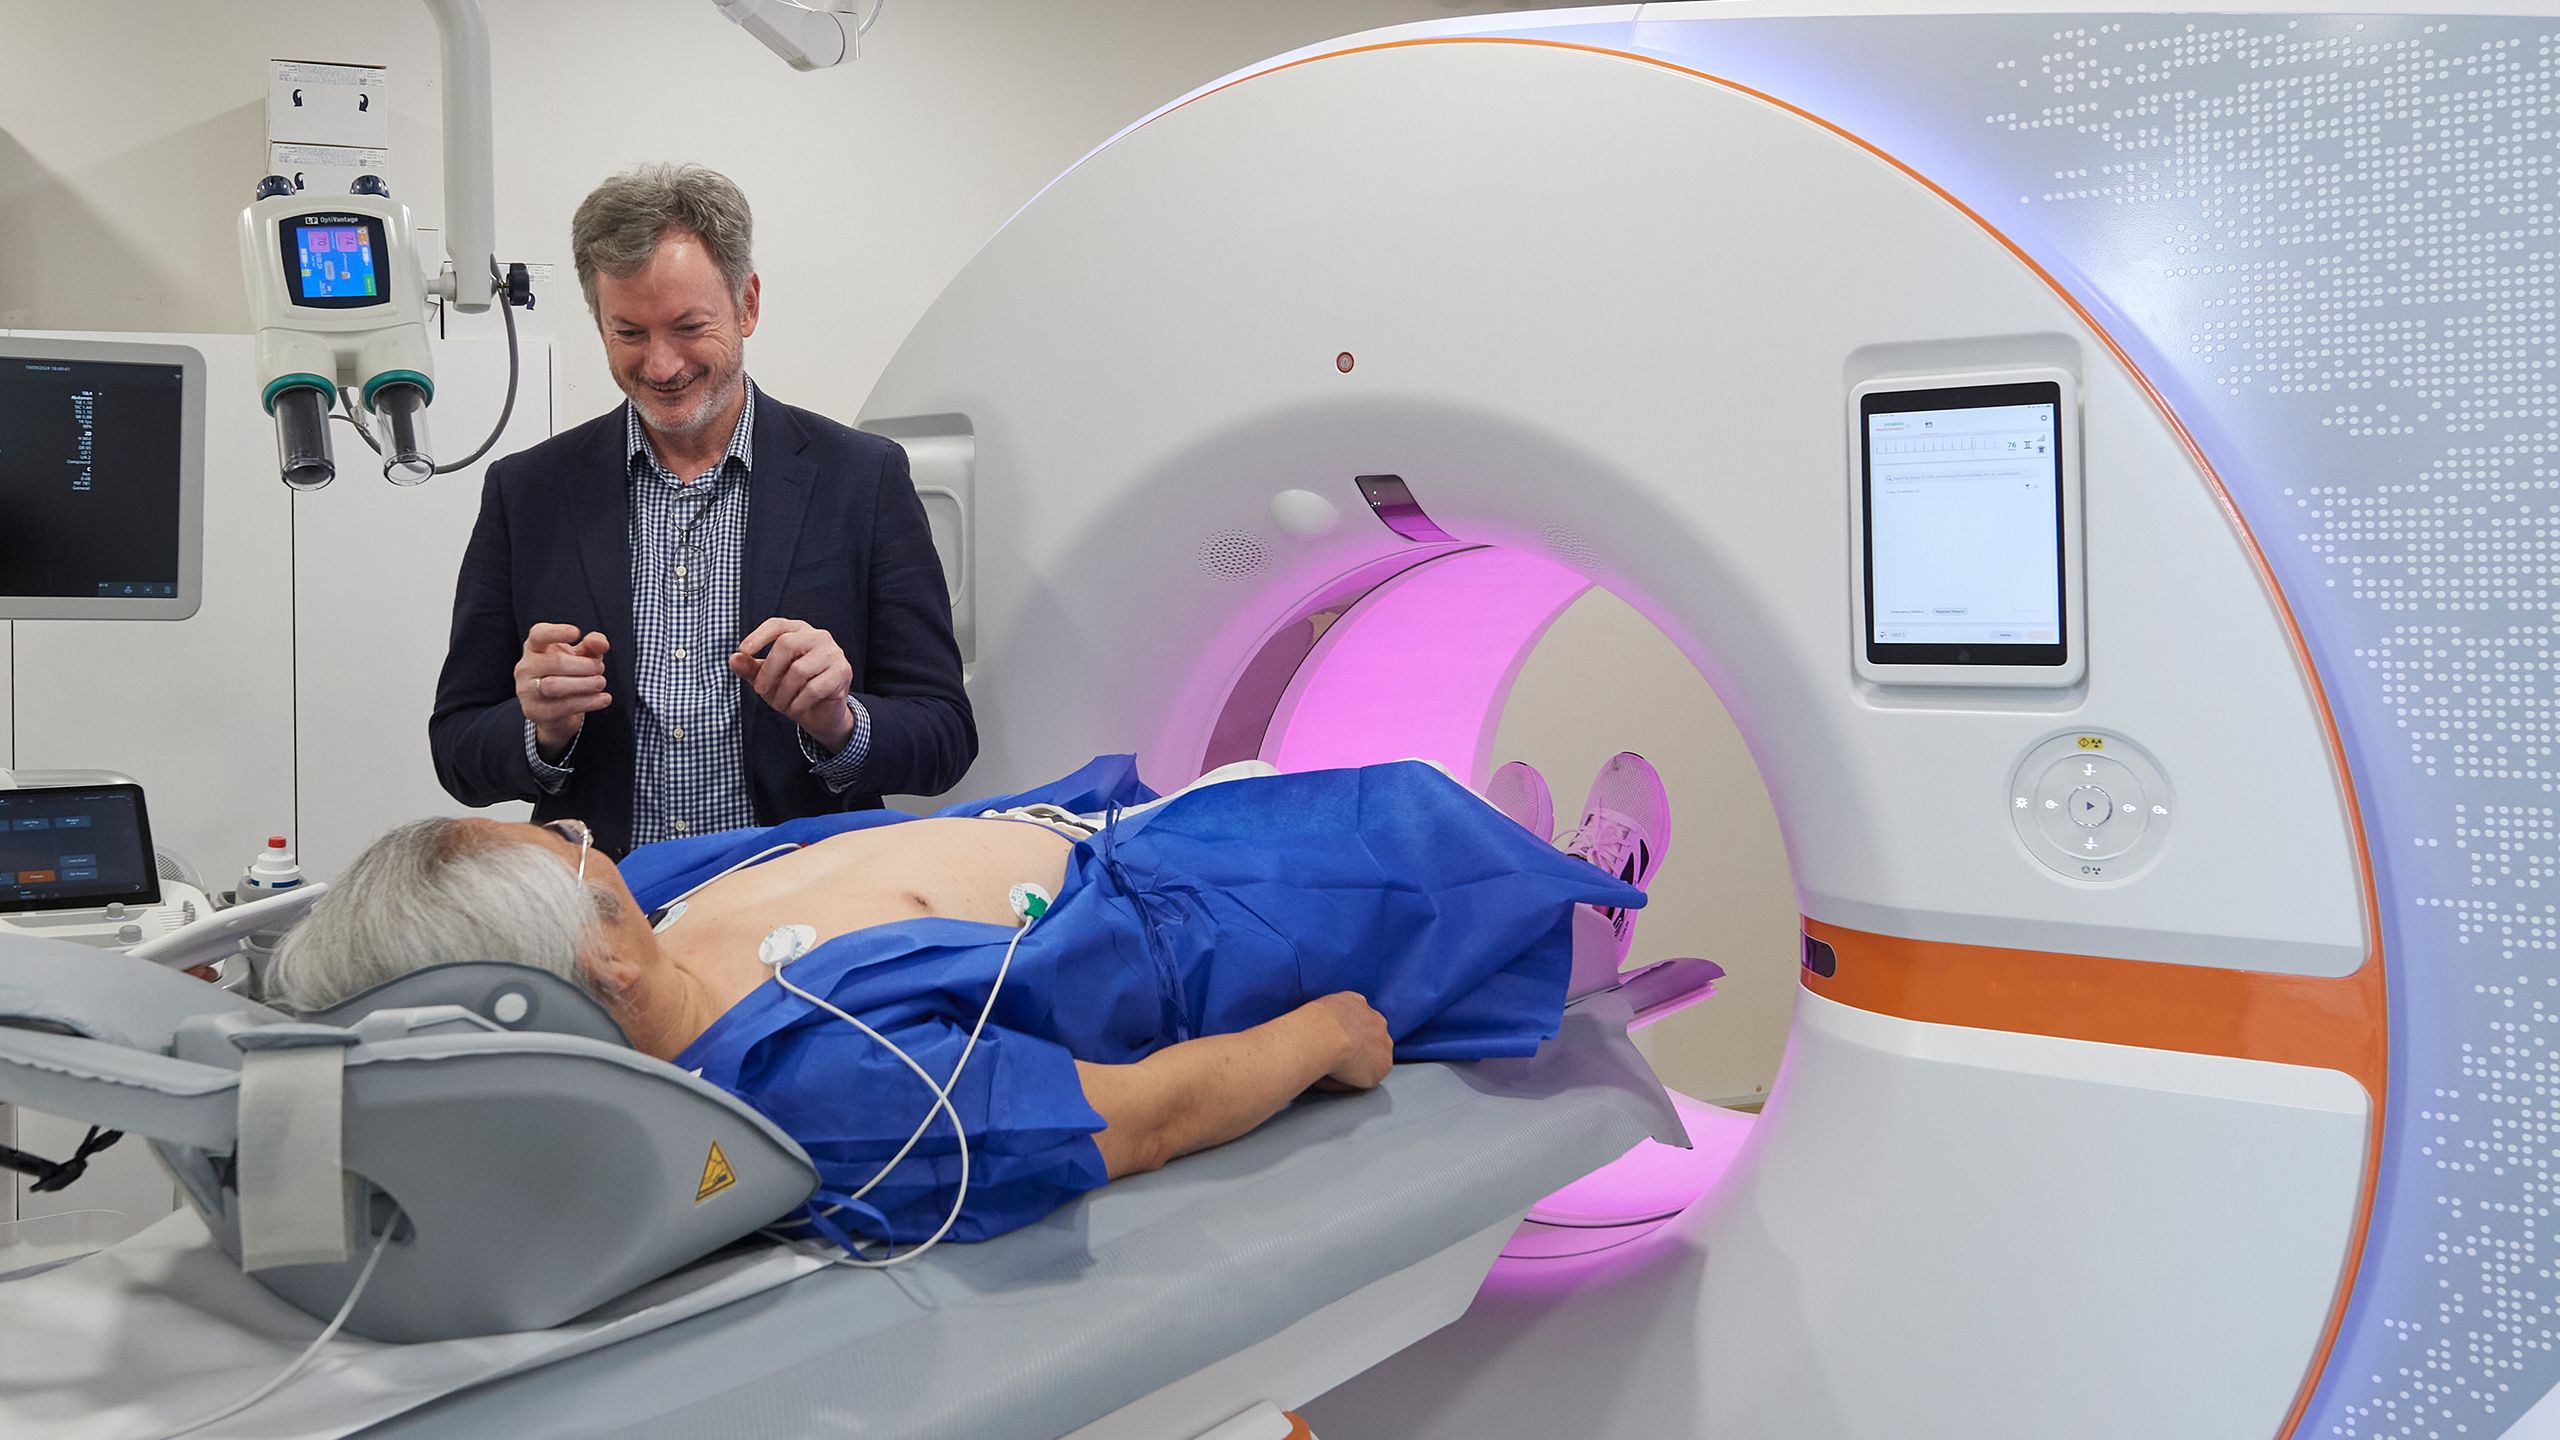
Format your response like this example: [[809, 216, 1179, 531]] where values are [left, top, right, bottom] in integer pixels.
[[261, 373, 334, 414], [362, 370, 435, 409]]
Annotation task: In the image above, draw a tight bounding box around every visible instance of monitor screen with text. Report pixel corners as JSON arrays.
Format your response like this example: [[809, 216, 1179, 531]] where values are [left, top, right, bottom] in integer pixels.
[[1861, 380, 2068, 668], [0, 354, 187, 604]]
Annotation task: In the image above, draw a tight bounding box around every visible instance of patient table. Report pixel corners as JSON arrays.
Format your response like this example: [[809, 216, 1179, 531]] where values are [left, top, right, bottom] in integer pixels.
[[0, 929, 1682, 1438]]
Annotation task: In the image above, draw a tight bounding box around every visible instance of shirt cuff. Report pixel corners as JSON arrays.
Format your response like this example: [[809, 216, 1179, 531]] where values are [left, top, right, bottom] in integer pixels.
[[800, 695, 873, 794], [525, 719, 578, 795]]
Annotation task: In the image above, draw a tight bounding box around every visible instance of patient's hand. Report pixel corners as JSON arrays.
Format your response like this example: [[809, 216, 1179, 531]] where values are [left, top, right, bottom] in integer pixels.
[[1077, 992, 1397, 1179], [1305, 992, 1392, 1092]]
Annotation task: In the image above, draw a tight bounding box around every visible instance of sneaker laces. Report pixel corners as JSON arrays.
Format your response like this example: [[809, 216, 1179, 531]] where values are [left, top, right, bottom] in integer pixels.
[[1559, 811, 1644, 888]]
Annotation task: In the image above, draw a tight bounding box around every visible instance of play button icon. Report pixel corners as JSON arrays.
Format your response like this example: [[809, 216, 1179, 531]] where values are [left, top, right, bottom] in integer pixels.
[[2069, 786, 2112, 828]]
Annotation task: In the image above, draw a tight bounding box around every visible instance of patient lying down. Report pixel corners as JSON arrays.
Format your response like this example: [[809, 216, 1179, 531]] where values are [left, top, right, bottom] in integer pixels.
[[268, 756, 1670, 1249]]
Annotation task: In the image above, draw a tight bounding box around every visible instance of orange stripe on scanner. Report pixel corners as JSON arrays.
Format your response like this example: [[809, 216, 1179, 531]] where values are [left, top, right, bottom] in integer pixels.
[[1799, 919, 2385, 1090]]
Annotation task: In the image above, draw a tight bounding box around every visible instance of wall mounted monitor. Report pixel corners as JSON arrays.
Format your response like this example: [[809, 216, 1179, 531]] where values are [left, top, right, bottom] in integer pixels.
[[1852, 368, 2084, 688], [0, 782, 160, 913], [0, 335, 206, 620]]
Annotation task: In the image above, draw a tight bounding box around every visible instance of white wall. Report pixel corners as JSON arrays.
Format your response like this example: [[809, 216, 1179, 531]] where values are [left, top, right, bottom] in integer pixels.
[[0, 0, 1572, 420]]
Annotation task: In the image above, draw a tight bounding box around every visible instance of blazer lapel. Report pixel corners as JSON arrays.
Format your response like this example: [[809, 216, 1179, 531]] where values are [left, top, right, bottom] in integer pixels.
[[573, 418, 635, 640], [743, 398, 815, 628]]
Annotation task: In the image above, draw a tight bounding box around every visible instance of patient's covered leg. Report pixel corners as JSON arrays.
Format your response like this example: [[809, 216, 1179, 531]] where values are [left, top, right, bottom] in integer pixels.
[[1072, 761, 1647, 1063]]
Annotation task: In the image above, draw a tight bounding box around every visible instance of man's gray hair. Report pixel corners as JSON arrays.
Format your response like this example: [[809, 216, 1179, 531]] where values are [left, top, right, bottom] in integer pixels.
[[570, 162, 756, 312], [267, 818, 616, 1015]]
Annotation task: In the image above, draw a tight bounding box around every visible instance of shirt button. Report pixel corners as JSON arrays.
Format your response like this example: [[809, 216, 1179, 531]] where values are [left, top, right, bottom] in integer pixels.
[[673, 725, 686, 740], [674, 819, 690, 834], [674, 648, 687, 661]]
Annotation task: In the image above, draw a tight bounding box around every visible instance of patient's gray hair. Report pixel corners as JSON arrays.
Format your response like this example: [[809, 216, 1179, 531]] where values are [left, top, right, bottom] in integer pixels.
[[570, 162, 755, 313], [267, 818, 616, 1015]]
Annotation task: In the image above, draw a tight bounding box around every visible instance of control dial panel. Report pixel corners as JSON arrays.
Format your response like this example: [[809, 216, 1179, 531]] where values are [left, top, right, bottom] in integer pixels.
[[2008, 732, 2173, 881]]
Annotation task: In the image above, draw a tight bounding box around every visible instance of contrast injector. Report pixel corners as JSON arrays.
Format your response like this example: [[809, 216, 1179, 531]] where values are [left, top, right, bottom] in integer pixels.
[[238, 174, 438, 488]]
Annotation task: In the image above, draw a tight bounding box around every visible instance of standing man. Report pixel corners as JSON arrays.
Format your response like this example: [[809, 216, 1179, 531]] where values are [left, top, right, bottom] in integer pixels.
[[431, 164, 974, 854]]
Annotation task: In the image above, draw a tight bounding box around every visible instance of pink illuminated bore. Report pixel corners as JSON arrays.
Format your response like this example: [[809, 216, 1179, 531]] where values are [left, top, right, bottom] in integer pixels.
[[1260, 544, 1746, 1255], [1266, 548, 1591, 781]]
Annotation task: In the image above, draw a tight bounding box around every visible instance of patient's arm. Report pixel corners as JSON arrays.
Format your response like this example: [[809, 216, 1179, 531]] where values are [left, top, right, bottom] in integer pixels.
[[1075, 993, 1392, 1180]]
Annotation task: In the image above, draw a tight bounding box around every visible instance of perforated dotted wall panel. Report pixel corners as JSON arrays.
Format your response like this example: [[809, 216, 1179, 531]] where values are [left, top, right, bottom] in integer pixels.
[[1605, 12, 2559, 1437]]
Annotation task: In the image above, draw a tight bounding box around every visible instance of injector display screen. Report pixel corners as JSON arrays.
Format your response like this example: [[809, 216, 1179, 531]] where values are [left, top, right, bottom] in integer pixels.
[[281, 213, 389, 308], [297, 223, 378, 297]]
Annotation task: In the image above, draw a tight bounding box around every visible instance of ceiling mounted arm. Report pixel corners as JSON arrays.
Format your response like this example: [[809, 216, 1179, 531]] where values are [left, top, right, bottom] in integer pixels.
[[714, 0, 885, 71], [420, 0, 495, 311]]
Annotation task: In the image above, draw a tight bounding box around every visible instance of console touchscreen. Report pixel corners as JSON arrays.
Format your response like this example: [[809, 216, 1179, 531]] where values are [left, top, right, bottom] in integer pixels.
[[1860, 378, 2070, 670]]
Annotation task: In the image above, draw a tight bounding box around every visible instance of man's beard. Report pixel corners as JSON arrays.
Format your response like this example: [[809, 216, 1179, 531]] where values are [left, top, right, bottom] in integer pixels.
[[625, 356, 742, 440]]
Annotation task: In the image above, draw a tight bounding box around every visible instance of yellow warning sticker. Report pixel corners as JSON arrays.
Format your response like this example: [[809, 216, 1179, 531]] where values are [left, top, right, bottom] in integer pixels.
[[2075, 735, 2105, 751], [696, 1141, 737, 1204]]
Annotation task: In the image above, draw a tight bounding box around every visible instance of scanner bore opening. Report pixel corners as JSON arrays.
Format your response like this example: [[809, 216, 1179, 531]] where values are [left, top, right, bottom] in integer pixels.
[[1200, 543, 1793, 1251]]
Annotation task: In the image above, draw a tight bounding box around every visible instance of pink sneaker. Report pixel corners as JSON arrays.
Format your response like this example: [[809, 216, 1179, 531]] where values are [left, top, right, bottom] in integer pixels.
[[1558, 752, 1671, 965], [1484, 760, 1555, 841]]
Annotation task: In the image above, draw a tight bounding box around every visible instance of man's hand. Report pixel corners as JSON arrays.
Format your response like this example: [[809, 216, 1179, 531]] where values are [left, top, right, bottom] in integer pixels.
[[731, 617, 855, 752], [517, 624, 612, 761], [1303, 991, 1393, 1092]]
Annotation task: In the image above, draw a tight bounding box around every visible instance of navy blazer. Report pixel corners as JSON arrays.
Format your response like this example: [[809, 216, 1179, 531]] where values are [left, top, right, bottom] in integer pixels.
[[429, 392, 976, 855]]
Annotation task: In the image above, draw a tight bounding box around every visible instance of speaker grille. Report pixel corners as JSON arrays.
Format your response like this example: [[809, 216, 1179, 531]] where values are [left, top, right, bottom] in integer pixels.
[[1198, 529, 1271, 581], [1541, 525, 1599, 574]]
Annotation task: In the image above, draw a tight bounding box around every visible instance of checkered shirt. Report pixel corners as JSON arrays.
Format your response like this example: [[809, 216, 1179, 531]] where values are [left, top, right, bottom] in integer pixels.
[[524, 379, 871, 841]]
